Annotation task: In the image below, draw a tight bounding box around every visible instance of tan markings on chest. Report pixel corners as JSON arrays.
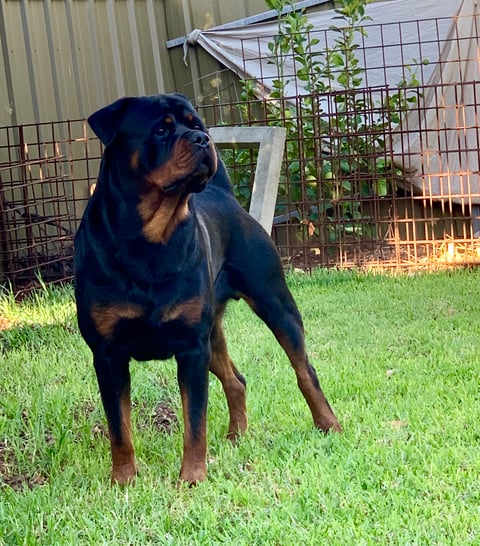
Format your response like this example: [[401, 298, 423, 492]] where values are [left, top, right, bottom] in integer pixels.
[[91, 303, 144, 338], [162, 297, 203, 326], [137, 190, 189, 244]]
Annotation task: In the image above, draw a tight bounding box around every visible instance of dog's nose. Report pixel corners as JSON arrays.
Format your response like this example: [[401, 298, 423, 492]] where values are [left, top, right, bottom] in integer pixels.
[[188, 130, 210, 149]]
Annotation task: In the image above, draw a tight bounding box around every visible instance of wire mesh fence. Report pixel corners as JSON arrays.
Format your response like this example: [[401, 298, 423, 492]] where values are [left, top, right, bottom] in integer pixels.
[[198, 80, 480, 272], [197, 6, 480, 271], [0, 120, 101, 290], [1, 9, 480, 291]]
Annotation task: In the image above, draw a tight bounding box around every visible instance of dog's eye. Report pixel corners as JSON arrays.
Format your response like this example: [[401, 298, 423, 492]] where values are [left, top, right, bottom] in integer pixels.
[[187, 118, 203, 131], [156, 127, 169, 137]]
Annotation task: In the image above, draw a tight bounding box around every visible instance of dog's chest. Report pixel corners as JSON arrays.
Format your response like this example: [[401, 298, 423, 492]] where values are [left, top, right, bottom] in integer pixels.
[[88, 293, 210, 361]]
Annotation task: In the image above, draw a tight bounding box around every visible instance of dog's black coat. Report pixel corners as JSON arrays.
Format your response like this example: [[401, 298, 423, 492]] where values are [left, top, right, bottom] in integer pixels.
[[74, 94, 340, 484]]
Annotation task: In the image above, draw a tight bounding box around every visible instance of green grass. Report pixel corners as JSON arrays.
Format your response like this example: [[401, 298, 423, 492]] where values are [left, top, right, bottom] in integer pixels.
[[0, 270, 479, 545]]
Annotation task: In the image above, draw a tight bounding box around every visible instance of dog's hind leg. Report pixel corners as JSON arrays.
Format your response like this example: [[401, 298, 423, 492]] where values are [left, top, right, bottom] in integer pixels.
[[273, 305, 341, 433], [250, 289, 341, 432], [233, 242, 341, 433], [209, 305, 247, 441], [94, 352, 137, 485]]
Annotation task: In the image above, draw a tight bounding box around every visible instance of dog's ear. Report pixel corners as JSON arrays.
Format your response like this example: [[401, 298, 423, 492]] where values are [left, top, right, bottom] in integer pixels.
[[88, 97, 133, 146]]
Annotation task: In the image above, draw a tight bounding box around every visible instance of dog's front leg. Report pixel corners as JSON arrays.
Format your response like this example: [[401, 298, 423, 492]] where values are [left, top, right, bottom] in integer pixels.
[[176, 349, 210, 485], [94, 352, 137, 485]]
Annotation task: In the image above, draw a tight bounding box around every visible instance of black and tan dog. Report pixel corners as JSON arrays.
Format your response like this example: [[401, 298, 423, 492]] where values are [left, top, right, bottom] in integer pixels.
[[74, 93, 341, 485]]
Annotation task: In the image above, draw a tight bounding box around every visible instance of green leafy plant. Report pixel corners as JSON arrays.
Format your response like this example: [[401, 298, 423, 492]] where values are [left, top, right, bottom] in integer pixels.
[[220, 147, 257, 210], [231, 0, 424, 246]]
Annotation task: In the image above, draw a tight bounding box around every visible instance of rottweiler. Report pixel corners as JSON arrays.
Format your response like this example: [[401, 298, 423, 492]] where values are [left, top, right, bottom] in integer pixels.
[[74, 93, 341, 485]]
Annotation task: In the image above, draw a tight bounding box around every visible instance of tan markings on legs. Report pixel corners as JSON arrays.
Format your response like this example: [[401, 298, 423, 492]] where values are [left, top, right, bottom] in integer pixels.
[[137, 189, 190, 244], [179, 390, 207, 485], [275, 330, 341, 433], [109, 390, 137, 485], [91, 303, 144, 338], [162, 297, 203, 326], [209, 311, 247, 441]]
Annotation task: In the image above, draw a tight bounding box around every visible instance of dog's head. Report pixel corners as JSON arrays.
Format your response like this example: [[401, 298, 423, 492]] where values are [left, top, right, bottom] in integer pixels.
[[88, 94, 218, 195]]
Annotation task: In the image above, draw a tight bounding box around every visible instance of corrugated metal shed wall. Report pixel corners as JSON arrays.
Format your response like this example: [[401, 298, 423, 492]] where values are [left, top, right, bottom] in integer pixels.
[[166, 0, 269, 105], [0, 0, 268, 127]]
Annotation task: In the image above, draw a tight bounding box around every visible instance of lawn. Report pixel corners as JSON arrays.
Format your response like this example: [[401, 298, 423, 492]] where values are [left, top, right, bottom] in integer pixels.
[[0, 270, 479, 545]]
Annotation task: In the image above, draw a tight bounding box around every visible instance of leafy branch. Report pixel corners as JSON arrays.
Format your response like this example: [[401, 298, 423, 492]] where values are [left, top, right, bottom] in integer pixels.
[[231, 0, 425, 244]]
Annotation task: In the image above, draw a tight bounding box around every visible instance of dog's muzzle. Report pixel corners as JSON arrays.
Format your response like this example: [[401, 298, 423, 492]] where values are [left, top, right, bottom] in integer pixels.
[[161, 130, 217, 194], [187, 129, 211, 149]]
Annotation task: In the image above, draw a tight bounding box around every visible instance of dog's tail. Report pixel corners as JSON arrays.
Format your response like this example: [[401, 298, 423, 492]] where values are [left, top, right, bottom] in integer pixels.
[[210, 157, 235, 194]]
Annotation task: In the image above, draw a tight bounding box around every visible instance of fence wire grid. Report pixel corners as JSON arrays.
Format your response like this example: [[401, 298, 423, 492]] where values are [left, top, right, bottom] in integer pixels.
[[1, 11, 480, 290]]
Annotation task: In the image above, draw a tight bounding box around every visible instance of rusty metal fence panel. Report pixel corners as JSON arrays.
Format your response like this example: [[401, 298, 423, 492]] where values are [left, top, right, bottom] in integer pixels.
[[1, 10, 480, 290], [1, 80, 479, 293], [197, 81, 480, 272], [0, 120, 100, 289], [196, 7, 480, 271]]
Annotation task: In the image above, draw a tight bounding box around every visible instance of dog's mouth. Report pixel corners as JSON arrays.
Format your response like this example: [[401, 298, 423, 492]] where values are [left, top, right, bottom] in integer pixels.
[[162, 158, 214, 195]]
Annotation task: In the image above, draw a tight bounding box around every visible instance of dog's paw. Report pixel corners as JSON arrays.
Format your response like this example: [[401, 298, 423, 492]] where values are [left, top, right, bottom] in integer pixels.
[[111, 463, 138, 486], [179, 463, 207, 486]]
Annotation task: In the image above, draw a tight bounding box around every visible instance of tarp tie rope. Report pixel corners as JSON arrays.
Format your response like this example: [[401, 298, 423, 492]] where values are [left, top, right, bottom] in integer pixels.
[[183, 29, 202, 66]]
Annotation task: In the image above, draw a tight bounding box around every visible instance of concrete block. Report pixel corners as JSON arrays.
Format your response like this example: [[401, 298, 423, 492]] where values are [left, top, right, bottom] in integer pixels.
[[209, 126, 286, 234]]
